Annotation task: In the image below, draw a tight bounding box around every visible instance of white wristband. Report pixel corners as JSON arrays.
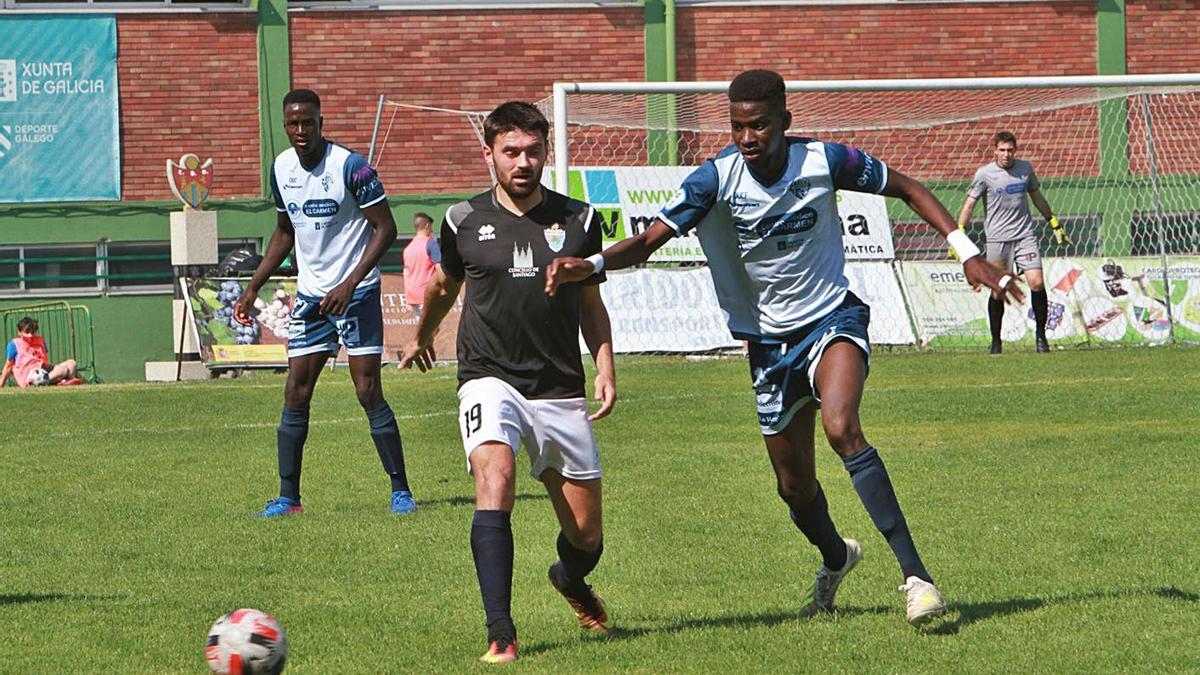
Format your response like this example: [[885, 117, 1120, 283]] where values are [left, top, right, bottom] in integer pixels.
[[585, 252, 605, 274], [946, 229, 982, 261]]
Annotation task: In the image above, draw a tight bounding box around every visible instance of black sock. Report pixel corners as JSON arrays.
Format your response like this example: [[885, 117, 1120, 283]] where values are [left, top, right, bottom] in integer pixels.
[[471, 510, 515, 641], [843, 446, 932, 583], [366, 404, 409, 492], [551, 531, 603, 594], [1032, 289, 1048, 337], [787, 483, 847, 571], [277, 406, 309, 502], [988, 296, 1005, 344]]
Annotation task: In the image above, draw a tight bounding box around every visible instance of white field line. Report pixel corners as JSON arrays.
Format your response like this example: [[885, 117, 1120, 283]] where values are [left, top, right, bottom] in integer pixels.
[[12, 374, 1186, 441], [34, 392, 714, 439]]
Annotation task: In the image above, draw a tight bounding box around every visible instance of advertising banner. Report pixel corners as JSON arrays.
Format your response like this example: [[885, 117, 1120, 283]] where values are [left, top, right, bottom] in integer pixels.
[[899, 256, 1200, 348], [599, 268, 740, 353], [555, 167, 894, 262], [0, 16, 120, 202], [183, 275, 462, 367], [374, 272, 462, 364]]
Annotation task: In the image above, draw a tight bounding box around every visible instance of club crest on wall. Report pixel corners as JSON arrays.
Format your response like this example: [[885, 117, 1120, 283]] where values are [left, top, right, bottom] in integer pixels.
[[167, 153, 214, 209]]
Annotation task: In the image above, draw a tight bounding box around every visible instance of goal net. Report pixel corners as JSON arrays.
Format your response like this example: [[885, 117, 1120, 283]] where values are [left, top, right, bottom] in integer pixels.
[[544, 75, 1200, 351]]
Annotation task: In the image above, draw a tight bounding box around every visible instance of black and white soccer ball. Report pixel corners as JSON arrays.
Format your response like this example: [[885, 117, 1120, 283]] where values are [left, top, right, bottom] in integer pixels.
[[26, 368, 49, 387], [205, 608, 288, 675]]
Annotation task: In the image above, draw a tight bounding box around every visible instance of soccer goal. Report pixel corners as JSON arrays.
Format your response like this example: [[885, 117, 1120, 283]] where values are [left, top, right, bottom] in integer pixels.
[[545, 74, 1200, 351]]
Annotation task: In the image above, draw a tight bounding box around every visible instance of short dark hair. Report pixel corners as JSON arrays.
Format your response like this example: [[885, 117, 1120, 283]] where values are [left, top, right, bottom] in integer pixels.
[[993, 131, 1018, 146], [729, 69, 787, 113], [483, 101, 549, 147], [17, 316, 37, 333], [413, 212, 434, 230], [283, 89, 321, 111]]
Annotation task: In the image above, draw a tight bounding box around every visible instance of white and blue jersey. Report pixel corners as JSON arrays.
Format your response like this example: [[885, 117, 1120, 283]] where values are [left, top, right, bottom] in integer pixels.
[[271, 142, 387, 298], [659, 138, 888, 341]]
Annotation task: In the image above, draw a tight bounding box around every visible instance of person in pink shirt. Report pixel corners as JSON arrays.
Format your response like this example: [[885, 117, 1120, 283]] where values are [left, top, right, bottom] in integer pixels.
[[1, 317, 80, 388], [402, 212, 442, 320]]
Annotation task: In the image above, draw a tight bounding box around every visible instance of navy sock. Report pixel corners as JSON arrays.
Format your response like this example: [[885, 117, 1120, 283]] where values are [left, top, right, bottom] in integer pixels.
[[551, 531, 603, 594], [988, 296, 1004, 343], [843, 446, 932, 583], [1032, 289, 1049, 337], [787, 483, 847, 571], [366, 404, 409, 492], [277, 406, 309, 502], [471, 510, 515, 641]]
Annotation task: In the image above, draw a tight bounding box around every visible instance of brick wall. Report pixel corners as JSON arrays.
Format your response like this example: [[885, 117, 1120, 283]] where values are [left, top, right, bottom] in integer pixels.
[[677, 2, 1096, 81], [674, 2, 1099, 180], [289, 8, 645, 197], [118, 15, 261, 201], [117, 3, 1175, 198], [1128, 0, 1200, 73]]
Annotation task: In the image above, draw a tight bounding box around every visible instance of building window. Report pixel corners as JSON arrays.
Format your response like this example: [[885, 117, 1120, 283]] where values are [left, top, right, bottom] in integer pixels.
[[0, 239, 261, 298], [0, 244, 101, 295], [105, 241, 173, 292]]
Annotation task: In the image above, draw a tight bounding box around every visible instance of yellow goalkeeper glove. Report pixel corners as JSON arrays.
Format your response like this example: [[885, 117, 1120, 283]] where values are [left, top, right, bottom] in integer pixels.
[[1050, 216, 1071, 245], [948, 224, 966, 260]]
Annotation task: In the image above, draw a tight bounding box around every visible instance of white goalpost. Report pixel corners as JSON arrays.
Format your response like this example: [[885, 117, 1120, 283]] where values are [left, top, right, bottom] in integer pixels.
[[546, 74, 1200, 351]]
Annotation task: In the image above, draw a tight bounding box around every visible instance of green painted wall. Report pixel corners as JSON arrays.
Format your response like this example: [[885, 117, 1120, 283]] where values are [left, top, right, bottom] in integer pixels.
[[0, 294, 173, 383]]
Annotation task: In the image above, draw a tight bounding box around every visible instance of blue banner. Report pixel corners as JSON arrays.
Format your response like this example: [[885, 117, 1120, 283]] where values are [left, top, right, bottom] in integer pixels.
[[0, 16, 120, 203]]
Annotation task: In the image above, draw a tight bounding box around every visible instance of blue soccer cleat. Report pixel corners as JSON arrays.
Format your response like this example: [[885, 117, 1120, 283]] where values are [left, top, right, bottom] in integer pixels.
[[391, 490, 416, 515], [257, 496, 303, 519]]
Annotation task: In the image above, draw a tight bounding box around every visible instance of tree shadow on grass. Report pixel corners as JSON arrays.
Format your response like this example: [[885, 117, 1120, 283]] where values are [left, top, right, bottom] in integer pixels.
[[520, 585, 1198, 655], [0, 592, 126, 606]]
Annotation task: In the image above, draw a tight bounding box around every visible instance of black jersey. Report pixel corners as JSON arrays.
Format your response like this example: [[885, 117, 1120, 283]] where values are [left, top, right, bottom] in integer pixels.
[[440, 187, 605, 399]]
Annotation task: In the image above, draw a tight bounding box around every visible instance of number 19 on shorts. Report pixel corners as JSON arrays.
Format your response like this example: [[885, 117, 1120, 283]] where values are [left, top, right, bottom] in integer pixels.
[[463, 403, 482, 437]]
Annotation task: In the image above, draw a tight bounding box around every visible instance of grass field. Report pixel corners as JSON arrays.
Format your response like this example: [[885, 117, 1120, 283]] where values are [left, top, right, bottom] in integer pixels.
[[3, 347, 1199, 673]]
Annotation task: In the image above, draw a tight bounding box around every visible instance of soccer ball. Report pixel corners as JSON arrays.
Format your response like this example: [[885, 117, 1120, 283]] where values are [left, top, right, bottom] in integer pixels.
[[205, 608, 288, 675], [27, 368, 49, 387]]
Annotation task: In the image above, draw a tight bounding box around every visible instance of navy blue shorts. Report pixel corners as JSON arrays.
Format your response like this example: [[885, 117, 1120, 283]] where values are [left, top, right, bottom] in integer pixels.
[[747, 292, 871, 435], [287, 283, 384, 358]]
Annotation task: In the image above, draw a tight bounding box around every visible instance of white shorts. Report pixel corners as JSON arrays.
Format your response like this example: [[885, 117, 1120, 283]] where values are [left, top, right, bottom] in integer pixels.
[[456, 377, 602, 481]]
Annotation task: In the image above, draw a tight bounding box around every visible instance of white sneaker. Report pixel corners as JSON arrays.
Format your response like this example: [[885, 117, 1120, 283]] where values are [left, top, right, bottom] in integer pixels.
[[799, 538, 863, 617], [899, 576, 947, 626]]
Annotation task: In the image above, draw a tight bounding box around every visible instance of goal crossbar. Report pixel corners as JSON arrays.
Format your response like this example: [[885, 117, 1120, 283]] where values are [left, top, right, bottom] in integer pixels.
[[551, 73, 1200, 192]]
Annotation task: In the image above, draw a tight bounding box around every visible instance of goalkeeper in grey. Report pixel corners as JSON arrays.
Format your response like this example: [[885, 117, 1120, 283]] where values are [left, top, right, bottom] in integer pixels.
[[957, 130, 1068, 354]]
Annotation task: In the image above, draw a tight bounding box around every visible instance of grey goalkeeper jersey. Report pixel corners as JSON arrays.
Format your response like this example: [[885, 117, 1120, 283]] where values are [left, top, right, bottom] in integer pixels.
[[967, 159, 1040, 242]]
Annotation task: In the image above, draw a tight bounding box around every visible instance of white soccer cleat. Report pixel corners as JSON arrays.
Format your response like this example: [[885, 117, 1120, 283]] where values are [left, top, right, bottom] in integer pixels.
[[799, 538, 863, 617], [899, 576, 947, 626]]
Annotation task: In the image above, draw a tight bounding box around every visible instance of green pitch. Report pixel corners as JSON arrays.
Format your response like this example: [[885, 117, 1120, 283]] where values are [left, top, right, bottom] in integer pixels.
[[2, 347, 1198, 672]]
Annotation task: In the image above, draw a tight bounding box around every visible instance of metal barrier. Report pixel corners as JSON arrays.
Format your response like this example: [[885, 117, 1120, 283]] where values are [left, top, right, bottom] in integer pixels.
[[1, 301, 98, 383]]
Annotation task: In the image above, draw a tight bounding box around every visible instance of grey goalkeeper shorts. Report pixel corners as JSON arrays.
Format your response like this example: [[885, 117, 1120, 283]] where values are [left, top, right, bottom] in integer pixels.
[[986, 233, 1042, 273]]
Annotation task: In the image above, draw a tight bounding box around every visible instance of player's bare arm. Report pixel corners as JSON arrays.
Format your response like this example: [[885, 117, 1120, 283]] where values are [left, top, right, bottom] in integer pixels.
[[956, 194, 978, 229], [882, 169, 1026, 304], [318, 201, 397, 316], [544, 219, 675, 296], [398, 266, 461, 372], [235, 212, 296, 326], [578, 283, 616, 421], [1029, 188, 1053, 221], [1029, 187, 1068, 245]]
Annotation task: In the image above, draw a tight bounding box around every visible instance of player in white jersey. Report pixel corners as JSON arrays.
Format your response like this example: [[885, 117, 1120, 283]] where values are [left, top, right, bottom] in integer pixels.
[[234, 89, 415, 518], [547, 70, 1023, 627]]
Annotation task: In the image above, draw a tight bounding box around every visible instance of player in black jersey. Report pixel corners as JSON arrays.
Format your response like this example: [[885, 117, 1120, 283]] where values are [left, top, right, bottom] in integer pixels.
[[400, 101, 616, 665]]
